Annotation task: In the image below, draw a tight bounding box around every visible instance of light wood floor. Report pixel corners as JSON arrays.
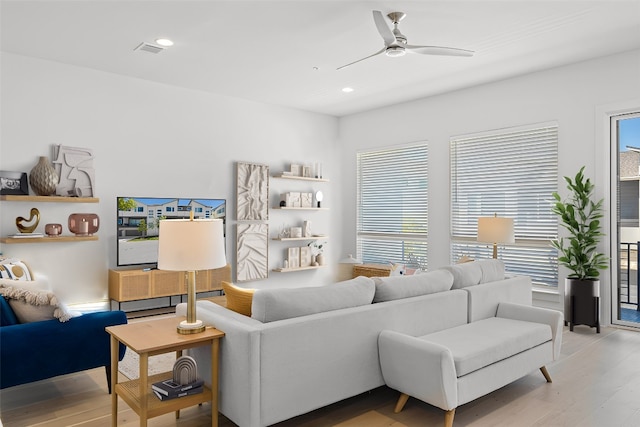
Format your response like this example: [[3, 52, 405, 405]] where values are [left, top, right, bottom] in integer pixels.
[[1, 325, 640, 426]]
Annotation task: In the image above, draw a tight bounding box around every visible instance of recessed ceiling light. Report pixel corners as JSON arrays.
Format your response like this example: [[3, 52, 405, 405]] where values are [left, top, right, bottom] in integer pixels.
[[342, 87, 354, 93], [155, 38, 174, 47]]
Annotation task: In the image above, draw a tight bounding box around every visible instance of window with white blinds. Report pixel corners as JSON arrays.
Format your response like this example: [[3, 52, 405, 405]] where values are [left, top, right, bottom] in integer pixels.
[[450, 124, 559, 286], [357, 143, 428, 269]]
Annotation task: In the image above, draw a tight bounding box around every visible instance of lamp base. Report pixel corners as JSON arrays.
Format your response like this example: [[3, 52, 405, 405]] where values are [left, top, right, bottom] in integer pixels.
[[177, 319, 206, 335]]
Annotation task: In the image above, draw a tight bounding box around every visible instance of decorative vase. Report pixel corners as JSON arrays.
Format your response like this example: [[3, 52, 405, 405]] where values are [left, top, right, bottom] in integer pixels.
[[316, 254, 325, 266], [565, 278, 600, 333], [29, 156, 58, 196], [68, 213, 100, 236]]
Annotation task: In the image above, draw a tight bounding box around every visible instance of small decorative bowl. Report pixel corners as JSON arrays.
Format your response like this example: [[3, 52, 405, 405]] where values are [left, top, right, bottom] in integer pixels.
[[45, 223, 63, 237]]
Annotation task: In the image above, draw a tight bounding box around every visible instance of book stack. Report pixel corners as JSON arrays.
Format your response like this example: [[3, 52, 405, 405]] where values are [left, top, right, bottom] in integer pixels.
[[152, 378, 204, 401]]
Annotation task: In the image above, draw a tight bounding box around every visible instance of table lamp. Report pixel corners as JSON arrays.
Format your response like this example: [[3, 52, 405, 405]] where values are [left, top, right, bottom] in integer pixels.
[[158, 213, 226, 334], [477, 214, 515, 259]]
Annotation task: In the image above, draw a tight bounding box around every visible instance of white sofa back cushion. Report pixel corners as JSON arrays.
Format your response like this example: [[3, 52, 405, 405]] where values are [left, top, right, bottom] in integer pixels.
[[251, 276, 375, 323], [372, 269, 454, 302], [442, 259, 505, 289]]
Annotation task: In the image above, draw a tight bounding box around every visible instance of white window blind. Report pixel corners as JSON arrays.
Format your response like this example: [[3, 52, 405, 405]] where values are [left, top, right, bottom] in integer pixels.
[[450, 124, 559, 286], [357, 143, 428, 268]]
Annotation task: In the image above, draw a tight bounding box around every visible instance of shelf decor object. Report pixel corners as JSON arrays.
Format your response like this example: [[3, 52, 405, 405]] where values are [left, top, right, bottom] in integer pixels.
[[15, 207, 40, 233], [44, 223, 62, 237], [158, 212, 227, 334], [0, 171, 28, 196], [172, 355, 198, 385], [29, 156, 58, 196], [52, 145, 95, 197], [237, 162, 269, 221], [68, 213, 99, 236], [237, 223, 269, 282]]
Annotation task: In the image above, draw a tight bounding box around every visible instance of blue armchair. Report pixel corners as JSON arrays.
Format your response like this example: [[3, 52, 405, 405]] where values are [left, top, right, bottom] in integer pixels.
[[0, 296, 127, 392]]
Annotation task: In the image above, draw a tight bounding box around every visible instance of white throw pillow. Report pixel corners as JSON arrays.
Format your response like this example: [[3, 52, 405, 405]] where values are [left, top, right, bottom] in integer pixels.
[[0, 259, 33, 281], [251, 276, 375, 323], [372, 269, 454, 302], [442, 259, 505, 289]]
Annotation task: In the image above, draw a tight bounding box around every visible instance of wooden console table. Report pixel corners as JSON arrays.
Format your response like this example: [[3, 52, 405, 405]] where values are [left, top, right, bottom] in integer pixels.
[[108, 264, 231, 310], [106, 316, 225, 427]]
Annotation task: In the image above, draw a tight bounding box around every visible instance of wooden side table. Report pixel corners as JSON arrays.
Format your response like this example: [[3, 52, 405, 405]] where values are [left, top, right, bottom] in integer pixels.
[[106, 316, 224, 427]]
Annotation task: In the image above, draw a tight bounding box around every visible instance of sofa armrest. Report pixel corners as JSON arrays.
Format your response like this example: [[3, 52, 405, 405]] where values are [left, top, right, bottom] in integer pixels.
[[378, 330, 458, 411], [496, 302, 563, 360]]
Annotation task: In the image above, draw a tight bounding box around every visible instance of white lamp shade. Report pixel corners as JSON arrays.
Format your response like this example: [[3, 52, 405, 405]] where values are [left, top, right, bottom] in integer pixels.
[[158, 218, 226, 271], [477, 216, 515, 244]]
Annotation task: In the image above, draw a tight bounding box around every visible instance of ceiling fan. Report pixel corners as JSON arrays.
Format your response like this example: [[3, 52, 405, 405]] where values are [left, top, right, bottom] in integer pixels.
[[337, 10, 474, 70]]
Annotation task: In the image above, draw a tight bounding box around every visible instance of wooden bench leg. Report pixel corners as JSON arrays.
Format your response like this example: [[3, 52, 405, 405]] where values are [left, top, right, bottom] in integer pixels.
[[444, 408, 456, 427], [394, 393, 410, 413], [540, 366, 552, 383]]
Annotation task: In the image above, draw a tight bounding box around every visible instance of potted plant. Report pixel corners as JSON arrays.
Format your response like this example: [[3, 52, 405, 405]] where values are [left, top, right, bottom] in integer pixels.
[[551, 166, 608, 332]]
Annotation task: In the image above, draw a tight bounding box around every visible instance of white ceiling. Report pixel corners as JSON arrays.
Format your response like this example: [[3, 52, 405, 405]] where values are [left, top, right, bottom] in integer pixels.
[[2, 1, 640, 117]]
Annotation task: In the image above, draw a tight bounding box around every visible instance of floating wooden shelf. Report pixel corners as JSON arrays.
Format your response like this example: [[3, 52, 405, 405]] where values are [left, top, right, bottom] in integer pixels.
[[0, 195, 99, 203], [272, 174, 329, 182], [0, 235, 99, 244], [272, 265, 325, 273], [271, 236, 329, 241]]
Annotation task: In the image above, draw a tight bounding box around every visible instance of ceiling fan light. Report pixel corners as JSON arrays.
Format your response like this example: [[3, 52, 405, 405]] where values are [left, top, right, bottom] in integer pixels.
[[385, 46, 406, 58]]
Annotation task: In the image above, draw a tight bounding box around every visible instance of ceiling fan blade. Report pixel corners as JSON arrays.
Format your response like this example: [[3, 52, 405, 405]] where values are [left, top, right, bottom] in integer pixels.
[[372, 10, 395, 46], [336, 47, 386, 70], [405, 44, 474, 57]]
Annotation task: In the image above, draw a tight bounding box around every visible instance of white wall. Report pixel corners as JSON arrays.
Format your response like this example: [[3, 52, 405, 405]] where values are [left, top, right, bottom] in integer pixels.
[[337, 49, 640, 316], [0, 52, 340, 305], [3, 49, 640, 317]]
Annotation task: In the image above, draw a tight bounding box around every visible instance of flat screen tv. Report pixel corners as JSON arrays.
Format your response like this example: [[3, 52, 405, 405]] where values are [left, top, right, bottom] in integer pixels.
[[117, 197, 226, 267]]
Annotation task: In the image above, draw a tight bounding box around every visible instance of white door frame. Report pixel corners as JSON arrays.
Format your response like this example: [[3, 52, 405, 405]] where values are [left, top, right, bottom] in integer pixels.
[[596, 98, 640, 328]]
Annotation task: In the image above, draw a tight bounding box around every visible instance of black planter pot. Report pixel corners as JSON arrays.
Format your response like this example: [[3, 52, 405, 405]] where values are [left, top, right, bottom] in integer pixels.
[[564, 278, 600, 333]]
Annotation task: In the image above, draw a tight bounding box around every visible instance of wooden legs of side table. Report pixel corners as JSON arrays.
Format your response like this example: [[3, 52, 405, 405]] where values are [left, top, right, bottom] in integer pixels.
[[110, 336, 118, 427], [212, 338, 220, 427], [139, 353, 149, 427]]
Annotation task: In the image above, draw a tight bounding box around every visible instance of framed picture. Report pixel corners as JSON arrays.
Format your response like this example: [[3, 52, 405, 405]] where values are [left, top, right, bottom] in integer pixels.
[[237, 162, 269, 221], [0, 171, 28, 195], [288, 247, 300, 269], [236, 223, 269, 282], [300, 246, 312, 267]]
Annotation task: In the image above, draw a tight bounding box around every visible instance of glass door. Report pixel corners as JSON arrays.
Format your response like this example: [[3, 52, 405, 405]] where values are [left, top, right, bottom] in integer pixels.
[[613, 113, 640, 327]]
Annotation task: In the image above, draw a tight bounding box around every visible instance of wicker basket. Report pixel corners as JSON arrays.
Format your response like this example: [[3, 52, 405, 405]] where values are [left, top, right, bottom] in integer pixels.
[[352, 264, 391, 278]]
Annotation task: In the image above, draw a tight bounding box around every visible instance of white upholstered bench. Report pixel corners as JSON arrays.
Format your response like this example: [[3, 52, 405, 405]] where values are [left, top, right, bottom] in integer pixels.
[[378, 302, 563, 427]]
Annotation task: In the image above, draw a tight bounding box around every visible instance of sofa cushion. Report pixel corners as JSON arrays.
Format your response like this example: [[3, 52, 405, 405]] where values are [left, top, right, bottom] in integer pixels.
[[418, 316, 551, 377], [0, 258, 33, 281], [251, 276, 375, 323], [0, 295, 18, 326], [0, 284, 73, 323], [442, 259, 505, 289], [372, 269, 454, 302], [222, 281, 254, 316]]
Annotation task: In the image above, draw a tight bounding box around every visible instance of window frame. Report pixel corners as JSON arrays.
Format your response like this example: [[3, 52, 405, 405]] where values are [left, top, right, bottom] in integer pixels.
[[449, 122, 559, 286], [356, 142, 429, 269]]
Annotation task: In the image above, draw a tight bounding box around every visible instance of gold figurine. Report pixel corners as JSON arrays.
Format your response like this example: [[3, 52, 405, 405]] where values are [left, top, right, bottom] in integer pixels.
[[16, 207, 40, 234]]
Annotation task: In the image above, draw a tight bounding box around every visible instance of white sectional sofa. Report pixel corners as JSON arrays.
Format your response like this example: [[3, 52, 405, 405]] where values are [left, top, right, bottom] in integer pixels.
[[176, 259, 561, 427]]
